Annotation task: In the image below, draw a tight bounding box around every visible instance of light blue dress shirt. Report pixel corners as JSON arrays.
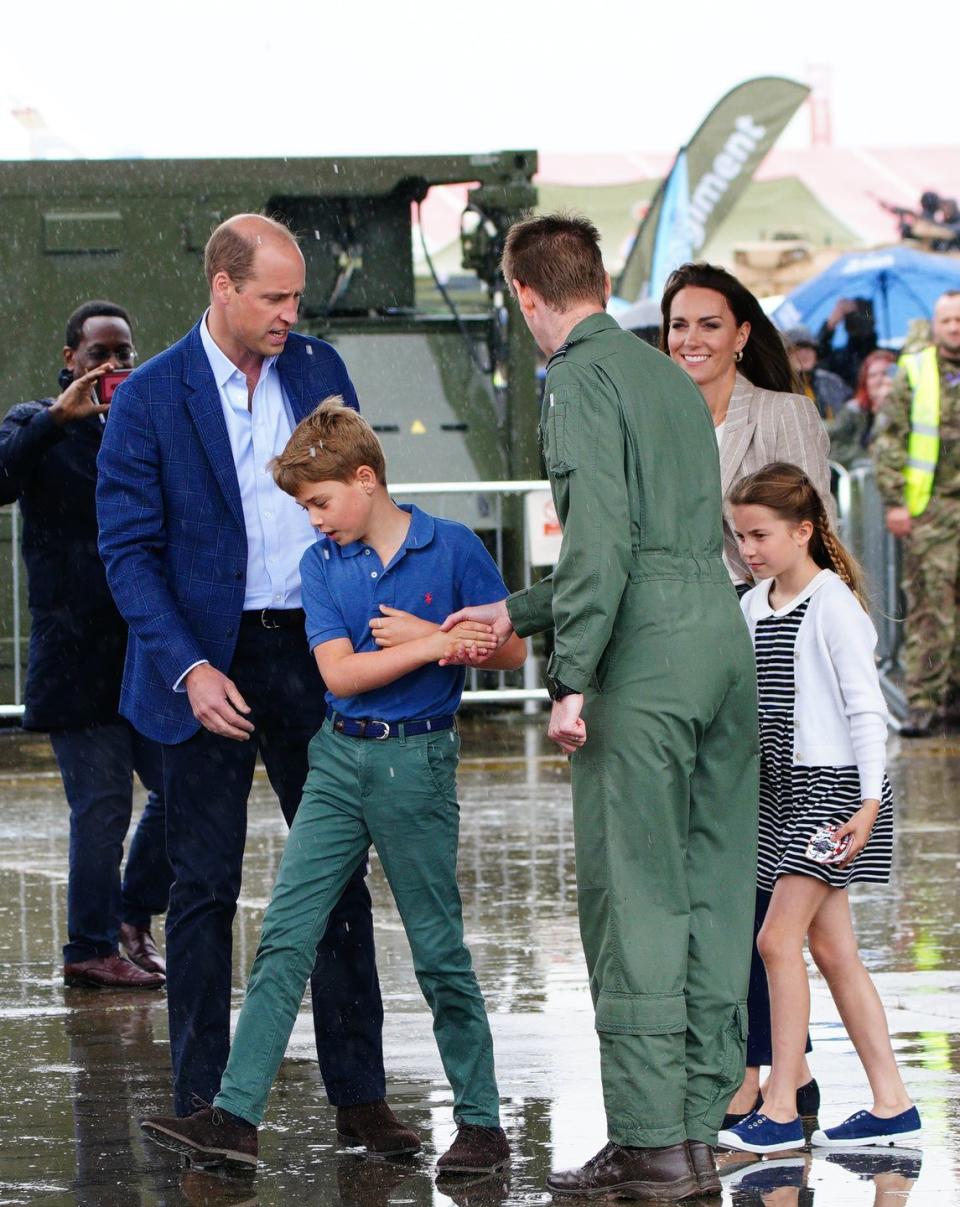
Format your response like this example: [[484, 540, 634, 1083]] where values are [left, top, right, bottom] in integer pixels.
[[199, 313, 317, 610]]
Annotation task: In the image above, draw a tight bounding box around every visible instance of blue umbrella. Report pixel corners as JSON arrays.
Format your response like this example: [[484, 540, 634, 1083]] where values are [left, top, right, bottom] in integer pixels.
[[772, 247, 960, 346]]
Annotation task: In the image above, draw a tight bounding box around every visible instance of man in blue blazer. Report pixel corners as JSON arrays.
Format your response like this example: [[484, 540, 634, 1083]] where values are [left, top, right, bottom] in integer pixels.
[[97, 215, 416, 1154]]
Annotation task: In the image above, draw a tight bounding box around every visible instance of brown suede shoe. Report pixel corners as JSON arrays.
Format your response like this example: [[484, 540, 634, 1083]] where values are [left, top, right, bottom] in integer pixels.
[[336, 1153, 418, 1205], [140, 1105, 258, 1173], [435, 1171, 511, 1204], [64, 953, 164, 990], [437, 1124, 510, 1174], [546, 1141, 697, 1200], [180, 1169, 260, 1205], [335, 1100, 421, 1156], [686, 1141, 721, 1195], [120, 922, 166, 976]]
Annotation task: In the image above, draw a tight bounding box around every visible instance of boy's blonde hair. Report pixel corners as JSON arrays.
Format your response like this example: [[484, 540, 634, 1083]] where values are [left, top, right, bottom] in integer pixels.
[[271, 397, 387, 495]]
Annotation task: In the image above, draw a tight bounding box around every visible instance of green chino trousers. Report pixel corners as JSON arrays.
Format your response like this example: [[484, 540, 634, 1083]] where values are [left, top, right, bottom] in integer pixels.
[[215, 720, 500, 1128], [571, 565, 759, 1148]]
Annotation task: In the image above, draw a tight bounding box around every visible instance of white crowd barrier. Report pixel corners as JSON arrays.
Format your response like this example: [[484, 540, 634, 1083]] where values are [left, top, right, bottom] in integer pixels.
[[0, 468, 907, 720]]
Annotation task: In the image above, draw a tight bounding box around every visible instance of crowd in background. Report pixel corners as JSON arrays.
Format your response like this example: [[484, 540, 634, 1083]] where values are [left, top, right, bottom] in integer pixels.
[[0, 212, 952, 1196]]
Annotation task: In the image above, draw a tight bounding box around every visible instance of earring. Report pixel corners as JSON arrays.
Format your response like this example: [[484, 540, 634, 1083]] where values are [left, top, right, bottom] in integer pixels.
[[735, 349, 743, 362]]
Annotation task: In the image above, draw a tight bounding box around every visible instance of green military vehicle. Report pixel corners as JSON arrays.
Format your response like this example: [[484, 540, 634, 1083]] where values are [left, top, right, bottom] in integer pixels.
[[0, 151, 540, 708]]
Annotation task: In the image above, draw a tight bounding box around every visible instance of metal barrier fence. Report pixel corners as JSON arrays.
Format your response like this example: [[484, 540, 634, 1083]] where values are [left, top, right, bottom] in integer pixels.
[[0, 503, 23, 719], [0, 469, 908, 721], [831, 463, 906, 718], [0, 482, 554, 720]]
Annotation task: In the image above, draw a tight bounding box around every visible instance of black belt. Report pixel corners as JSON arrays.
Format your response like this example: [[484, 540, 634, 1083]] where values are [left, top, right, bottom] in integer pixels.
[[240, 608, 306, 630], [326, 708, 455, 741]]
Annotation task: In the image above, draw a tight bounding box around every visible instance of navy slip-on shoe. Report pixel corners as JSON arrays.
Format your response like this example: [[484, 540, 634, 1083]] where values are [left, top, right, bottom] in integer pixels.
[[717, 1111, 804, 1154], [811, 1106, 922, 1148]]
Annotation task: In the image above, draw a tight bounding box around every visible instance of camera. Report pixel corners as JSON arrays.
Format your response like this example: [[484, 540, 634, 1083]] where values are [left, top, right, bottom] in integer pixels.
[[97, 367, 132, 404]]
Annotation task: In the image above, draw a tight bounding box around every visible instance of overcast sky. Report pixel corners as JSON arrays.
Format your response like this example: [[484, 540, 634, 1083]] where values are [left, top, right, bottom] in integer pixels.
[[0, 1, 951, 160]]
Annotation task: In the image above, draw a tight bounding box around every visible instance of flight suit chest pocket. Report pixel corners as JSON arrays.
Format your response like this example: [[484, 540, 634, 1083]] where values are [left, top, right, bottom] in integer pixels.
[[542, 390, 579, 476]]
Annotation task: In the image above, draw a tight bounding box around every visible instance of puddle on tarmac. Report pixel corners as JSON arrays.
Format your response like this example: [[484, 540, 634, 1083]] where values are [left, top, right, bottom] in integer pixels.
[[0, 718, 957, 1204]]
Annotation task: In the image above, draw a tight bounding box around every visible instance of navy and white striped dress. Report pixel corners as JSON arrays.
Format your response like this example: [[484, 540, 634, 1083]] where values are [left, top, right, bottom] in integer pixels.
[[755, 597, 894, 890]]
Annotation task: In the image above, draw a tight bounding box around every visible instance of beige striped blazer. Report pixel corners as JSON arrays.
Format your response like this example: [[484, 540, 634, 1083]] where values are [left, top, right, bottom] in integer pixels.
[[719, 373, 834, 582]]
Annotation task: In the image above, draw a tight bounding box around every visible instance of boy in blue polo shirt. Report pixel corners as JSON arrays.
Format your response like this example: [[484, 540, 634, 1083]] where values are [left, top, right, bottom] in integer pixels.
[[141, 399, 525, 1177]]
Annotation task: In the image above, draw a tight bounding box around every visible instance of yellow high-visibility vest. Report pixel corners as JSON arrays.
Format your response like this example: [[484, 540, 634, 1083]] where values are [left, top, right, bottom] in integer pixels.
[[902, 346, 940, 517]]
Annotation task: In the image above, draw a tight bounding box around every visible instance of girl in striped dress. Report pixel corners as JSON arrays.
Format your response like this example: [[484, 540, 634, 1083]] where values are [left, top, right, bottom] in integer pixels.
[[718, 462, 921, 1155]]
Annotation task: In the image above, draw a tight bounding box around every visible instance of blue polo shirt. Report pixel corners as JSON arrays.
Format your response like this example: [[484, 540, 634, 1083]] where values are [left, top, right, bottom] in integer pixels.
[[300, 504, 508, 720]]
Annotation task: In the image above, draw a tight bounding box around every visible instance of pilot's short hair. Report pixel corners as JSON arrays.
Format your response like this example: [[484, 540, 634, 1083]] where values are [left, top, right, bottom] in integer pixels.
[[501, 212, 606, 311]]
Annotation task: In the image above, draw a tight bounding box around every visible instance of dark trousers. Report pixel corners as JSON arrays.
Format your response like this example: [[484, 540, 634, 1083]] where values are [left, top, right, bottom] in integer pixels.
[[746, 887, 813, 1067], [50, 720, 172, 965], [161, 618, 385, 1116], [732, 588, 814, 1070]]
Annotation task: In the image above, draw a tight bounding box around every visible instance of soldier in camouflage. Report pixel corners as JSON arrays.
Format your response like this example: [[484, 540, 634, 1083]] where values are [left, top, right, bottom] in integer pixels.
[[872, 291, 960, 736]]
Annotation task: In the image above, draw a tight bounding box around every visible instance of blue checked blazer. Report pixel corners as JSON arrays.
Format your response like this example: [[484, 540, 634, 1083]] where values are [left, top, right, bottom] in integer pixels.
[[96, 319, 359, 745]]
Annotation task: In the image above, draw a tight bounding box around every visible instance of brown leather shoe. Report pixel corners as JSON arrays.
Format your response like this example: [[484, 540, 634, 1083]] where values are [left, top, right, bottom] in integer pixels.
[[64, 953, 164, 990], [335, 1100, 421, 1156], [141, 1105, 258, 1173], [546, 1141, 697, 1200], [120, 922, 166, 976], [686, 1141, 721, 1195], [437, 1124, 510, 1174]]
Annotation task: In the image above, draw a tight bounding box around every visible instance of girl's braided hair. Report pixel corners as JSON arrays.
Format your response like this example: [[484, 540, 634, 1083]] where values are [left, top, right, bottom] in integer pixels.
[[728, 462, 868, 610]]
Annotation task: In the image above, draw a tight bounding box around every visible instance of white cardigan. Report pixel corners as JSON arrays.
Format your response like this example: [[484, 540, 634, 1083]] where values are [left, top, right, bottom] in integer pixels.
[[741, 570, 888, 800]]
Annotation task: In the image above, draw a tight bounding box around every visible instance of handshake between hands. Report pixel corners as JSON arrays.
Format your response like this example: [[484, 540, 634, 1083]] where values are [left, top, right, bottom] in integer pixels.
[[373, 599, 586, 754], [370, 600, 514, 667]]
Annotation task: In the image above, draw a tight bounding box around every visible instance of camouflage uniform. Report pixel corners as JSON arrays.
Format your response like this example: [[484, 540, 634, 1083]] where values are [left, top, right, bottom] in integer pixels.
[[873, 349, 960, 712]]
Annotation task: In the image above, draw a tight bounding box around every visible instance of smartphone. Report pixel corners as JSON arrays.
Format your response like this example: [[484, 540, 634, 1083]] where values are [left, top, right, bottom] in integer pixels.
[[805, 823, 852, 865], [97, 367, 132, 404], [845, 298, 875, 341]]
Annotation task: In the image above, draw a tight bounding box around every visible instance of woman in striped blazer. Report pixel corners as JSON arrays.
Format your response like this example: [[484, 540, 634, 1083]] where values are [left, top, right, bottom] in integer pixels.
[[659, 262, 833, 1129]]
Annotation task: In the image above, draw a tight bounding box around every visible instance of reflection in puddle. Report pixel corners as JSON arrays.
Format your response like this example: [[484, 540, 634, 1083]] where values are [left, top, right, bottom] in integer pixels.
[[721, 1148, 924, 1205], [0, 720, 956, 1203]]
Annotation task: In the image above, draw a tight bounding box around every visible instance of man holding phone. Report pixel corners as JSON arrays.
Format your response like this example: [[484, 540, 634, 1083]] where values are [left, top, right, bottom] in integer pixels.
[[0, 300, 172, 988], [817, 297, 878, 391]]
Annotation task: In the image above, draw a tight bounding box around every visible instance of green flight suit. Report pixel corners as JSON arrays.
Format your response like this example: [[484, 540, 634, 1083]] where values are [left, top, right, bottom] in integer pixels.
[[507, 313, 759, 1147]]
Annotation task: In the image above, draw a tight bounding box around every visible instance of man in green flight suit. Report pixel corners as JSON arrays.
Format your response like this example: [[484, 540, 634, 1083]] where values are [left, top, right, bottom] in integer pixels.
[[443, 215, 759, 1200]]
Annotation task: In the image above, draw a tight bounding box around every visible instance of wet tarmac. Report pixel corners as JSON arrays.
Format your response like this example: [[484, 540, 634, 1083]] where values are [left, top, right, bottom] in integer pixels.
[[0, 716, 957, 1206]]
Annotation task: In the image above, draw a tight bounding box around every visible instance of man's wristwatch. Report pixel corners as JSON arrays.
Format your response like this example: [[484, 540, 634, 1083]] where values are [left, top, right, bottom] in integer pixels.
[[546, 673, 578, 702]]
